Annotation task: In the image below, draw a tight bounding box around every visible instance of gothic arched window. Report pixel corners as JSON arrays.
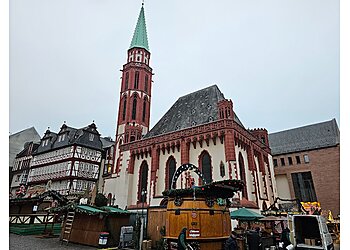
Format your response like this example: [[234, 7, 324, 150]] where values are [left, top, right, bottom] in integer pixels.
[[166, 156, 176, 190], [138, 161, 148, 202], [125, 72, 129, 91], [122, 97, 127, 121], [142, 97, 147, 122], [199, 151, 212, 183], [132, 95, 137, 120], [145, 75, 148, 92], [134, 71, 139, 89], [238, 152, 248, 198], [219, 161, 225, 177]]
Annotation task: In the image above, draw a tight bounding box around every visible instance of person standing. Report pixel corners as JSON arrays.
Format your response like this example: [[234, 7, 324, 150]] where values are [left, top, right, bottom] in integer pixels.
[[177, 227, 188, 250], [225, 231, 239, 250]]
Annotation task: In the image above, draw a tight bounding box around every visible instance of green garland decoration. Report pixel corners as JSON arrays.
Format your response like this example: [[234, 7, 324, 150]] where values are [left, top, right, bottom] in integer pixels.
[[162, 179, 244, 199]]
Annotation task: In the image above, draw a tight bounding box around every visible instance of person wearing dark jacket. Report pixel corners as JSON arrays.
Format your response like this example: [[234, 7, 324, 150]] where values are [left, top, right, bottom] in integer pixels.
[[281, 227, 291, 249], [225, 231, 239, 250], [177, 227, 188, 250]]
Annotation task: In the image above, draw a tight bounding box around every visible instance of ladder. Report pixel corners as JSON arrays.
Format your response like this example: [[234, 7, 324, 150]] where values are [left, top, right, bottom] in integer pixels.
[[61, 211, 75, 245]]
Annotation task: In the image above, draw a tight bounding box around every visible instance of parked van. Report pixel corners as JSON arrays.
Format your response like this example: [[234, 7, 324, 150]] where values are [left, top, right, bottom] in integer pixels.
[[291, 215, 334, 250]]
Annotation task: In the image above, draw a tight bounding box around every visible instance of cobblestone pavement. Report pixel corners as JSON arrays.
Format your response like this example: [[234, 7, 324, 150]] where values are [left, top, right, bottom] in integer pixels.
[[10, 233, 339, 250], [10, 234, 96, 250]]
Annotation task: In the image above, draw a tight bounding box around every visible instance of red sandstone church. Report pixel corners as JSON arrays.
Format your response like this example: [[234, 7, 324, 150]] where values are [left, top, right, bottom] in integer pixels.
[[103, 5, 277, 212]]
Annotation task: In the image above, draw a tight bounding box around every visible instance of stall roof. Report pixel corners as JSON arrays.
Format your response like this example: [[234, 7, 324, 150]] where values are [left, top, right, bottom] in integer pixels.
[[230, 207, 264, 221], [100, 206, 132, 214]]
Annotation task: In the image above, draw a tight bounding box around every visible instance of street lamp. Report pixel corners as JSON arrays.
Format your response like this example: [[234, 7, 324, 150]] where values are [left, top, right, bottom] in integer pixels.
[[139, 188, 147, 250], [141, 189, 147, 230]]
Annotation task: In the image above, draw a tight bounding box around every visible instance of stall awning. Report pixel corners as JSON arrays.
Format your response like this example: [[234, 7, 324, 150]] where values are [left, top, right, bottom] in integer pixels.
[[230, 208, 264, 221]]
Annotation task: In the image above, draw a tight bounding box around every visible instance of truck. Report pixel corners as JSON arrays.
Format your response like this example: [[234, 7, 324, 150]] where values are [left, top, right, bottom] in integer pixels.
[[291, 214, 334, 250]]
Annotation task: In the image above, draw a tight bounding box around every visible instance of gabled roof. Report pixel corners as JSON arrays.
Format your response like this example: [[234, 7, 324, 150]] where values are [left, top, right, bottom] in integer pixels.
[[9, 127, 41, 166], [268, 119, 340, 155], [34, 123, 103, 154], [129, 5, 149, 51], [144, 85, 244, 138]]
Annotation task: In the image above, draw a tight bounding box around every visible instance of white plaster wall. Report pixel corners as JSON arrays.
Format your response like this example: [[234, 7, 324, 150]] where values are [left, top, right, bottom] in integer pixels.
[[103, 150, 131, 209], [188, 141, 226, 184], [157, 150, 181, 195], [275, 174, 292, 200], [236, 147, 255, 202], [131, 156, 152, 205], [268, 154, 279, 199]]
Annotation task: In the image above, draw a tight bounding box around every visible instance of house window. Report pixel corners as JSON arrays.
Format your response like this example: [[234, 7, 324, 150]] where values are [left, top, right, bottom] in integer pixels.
[[89, 134, 94, 141], [280, 158, 285, 166], [219, 161, 225, 177], [303, 154, 310, 164], [132, 95, 137, 120], [125, 72, 129, 91], [166, 157, 176, 190], [273, 159, 278, 167], [288, 157, 293, 165], [138, 161, 148, 202], [296, 156, 301, 164], [200, 151, 212, 183], [134, 71, 139, 89], [292, 171, 317, 202]]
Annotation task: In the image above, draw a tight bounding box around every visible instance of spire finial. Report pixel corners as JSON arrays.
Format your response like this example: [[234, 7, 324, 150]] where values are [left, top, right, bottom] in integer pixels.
[[142, 0, 144, 6]]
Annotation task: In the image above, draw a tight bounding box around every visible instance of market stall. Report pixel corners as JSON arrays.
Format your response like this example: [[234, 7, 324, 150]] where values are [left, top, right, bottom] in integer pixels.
[[230, 207, 265, 249], [59, 204, 132, 247]]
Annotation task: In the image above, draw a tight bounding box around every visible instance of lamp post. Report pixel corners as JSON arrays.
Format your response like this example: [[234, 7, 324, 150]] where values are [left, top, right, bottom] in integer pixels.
[[139, 188, 147, 250]]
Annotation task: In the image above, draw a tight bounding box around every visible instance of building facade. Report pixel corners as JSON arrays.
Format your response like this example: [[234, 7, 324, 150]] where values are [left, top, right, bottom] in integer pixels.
[[268, 119, 340, 217], [10, 141, 40, 197], [9, 127, 41, 188], [24, 122, 104, 196], [104, 5, 278, 211]]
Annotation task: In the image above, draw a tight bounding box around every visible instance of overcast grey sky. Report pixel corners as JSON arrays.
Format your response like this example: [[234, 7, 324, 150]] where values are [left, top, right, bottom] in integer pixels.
[[9, 0, 340, 138]]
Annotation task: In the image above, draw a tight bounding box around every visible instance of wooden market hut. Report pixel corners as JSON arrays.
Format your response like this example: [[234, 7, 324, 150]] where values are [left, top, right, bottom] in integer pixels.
[[10, 190, 67, 215], [60, 205, 132, 247]]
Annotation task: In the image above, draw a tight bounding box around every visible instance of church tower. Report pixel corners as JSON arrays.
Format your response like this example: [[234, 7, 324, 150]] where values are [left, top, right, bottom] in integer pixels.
[[112, 4, 153, 175], [116, 5, 153, 147]]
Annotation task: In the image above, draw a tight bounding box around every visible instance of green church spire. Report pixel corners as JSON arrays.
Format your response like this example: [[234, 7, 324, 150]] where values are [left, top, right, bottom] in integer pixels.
[[130, 5, 149, 51]]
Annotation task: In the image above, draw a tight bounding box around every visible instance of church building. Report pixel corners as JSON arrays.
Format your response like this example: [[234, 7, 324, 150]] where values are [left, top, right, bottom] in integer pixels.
[[103, 5, 277, 211]]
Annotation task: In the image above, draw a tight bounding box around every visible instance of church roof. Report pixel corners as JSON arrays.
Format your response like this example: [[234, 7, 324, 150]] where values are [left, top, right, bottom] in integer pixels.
[[144, 85, 244, 138], [130, 5, 149, 51], [268, 119, 339, 155]]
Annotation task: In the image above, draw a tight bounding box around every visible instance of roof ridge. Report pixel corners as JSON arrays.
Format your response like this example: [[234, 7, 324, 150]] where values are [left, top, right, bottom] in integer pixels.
[[269, 119, 337, 135], [177, 84, 220, 100]]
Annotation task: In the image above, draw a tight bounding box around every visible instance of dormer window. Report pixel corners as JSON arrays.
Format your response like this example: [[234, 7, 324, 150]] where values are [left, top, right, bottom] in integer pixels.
[[42, 139, 49, 147], [89, 134, 94, 141], [58, 133, 66, 142]]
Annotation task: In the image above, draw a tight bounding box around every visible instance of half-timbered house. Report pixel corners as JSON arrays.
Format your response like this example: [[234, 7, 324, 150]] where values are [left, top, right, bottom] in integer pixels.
[[26, 122, 103, 196], [10, 141, 40, 197]]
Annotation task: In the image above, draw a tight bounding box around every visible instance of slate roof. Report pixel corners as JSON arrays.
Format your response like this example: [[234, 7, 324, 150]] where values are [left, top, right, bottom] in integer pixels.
[[9, 127, 41, 166], [144, 85, 244, 138], [35, 123, 103, 155], [268, 119, 339, 155]]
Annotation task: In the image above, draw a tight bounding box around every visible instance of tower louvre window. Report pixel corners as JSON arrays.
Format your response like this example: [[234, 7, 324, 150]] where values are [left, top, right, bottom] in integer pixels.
[[122, 98, 127, 120], [145, 75, 148, 92], [132, 95, 137, 120], [142, 98, 147, 122], [134, 71, 139, 89], [125, 72, 129, 91]]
